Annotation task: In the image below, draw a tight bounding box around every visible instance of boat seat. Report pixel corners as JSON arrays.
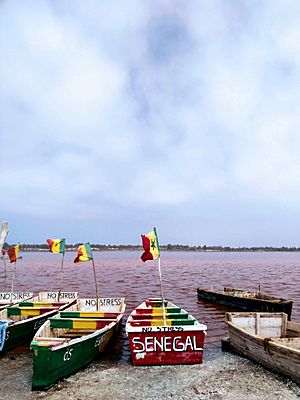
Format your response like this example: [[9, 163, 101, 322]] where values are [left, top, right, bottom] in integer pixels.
[[50, 317, 116, 330], [34, 337, 70, 342], [136, 307, 181, 314], [128, 318, 197, 327], [131, 313, 189, 320], [59, 311, 120, 319]]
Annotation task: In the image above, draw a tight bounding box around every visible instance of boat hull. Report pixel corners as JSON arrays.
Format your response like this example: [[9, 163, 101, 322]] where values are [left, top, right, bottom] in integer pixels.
[[0, 292, 77, 353], [128, 328, 206, 366], [31, 323, 118, 390], [226, 313, 300, 384], [126, 298, 207, 366], [197, 288, 293, 320], [31, 297, 126, 390]]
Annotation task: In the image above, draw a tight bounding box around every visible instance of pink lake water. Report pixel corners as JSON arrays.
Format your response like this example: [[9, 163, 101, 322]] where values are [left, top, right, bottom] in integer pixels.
[[1, 251, 299, 361]]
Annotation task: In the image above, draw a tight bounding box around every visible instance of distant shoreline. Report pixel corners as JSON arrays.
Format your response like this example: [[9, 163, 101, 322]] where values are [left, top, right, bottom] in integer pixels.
[[4, 244, 300, 252]]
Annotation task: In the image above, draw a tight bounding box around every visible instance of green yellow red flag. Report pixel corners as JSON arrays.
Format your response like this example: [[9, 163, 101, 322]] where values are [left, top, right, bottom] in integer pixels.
[[141, 228, 160, 262], [74, 242, 93, 263], [47, 239, 66, 254], [7, 243, 20, 263]]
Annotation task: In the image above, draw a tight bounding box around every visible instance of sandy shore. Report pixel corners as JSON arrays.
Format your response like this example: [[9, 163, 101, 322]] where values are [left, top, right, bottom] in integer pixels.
[[0, 347, 299, 400]]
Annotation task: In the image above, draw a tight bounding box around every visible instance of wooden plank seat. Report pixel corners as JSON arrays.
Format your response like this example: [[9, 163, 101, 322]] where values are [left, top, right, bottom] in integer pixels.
[[59, 311, 121, 319], [128, 318, 197, 327], [136, 307, 182, 315], [130, 313, 189, 320], [35, 337, 70, 342], [50, 317, 117, 330], [59, 330, 95, 338]]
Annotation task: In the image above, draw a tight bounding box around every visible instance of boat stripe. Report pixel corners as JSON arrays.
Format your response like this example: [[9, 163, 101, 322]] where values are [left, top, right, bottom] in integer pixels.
[[60, 311, 120, 319], [18, 302, 66, 307], [7, 307, 58, 316], [129, 319, 196, 327], [136, 307, 182, 315]]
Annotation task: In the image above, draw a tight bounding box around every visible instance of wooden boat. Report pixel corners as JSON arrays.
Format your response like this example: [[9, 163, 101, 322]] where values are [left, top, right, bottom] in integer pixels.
[[0, 292, 34, 310], [126, 297, 207, 366], [0, 291, 78, 353], [31, 297, 126, 390], [225, 312, 300, 384], [197, 287, 293, 320]]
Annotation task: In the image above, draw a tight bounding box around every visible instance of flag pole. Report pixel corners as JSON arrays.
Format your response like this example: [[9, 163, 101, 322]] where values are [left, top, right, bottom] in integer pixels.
[[3, 254, 7, 279], [58, 252, 65, 302], [11, 260, 16, 299], [92, 258, 99, 311], [154, 227, 166, 326], [157, 256, 167, 326]]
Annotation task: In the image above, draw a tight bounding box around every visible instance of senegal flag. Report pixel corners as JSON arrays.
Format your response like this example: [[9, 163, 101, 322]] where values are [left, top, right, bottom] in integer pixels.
[[8, 243, 20, 263], [47, 238, 66, 254], [74, 242, 93, 263], [141, 228, 160, 262]]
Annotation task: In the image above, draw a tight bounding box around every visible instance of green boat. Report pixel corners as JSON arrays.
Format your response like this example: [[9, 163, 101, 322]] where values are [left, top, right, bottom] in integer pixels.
[[31, 297, 126, 390], [0, 291, 78, 353]]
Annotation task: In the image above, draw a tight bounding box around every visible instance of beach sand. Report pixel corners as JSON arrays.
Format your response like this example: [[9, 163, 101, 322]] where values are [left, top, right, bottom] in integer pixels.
[[0, 347, 299, 400]]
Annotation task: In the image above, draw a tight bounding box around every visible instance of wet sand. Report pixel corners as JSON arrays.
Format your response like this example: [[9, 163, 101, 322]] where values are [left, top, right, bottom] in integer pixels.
[[1, 347, 299, 400]]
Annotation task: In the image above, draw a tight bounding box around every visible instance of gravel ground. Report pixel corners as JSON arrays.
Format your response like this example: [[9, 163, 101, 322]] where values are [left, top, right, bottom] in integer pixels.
[[0, 348, 299, 400]]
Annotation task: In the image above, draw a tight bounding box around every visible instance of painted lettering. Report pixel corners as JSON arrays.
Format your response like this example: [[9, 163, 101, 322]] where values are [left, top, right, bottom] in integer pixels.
[[85, 299, 97, 307], [63, 348, 73, 361], [132, 337, 145, 352], [34, 319, 46, 331], [59, 292, 76, 299], [132, 335, 203, 354], [164, 336, 172, 352], [141, 327, 152, 333], [0, 293, 10, 300], [173, 336, 185, 351]]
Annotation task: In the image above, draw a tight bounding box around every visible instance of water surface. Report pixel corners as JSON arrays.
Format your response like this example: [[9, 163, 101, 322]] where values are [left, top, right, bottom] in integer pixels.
[[1, 251, 299, 360]]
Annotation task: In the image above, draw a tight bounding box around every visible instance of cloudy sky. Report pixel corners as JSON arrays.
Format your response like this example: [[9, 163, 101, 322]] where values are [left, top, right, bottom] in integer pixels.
[[1, 0, 300, 246]]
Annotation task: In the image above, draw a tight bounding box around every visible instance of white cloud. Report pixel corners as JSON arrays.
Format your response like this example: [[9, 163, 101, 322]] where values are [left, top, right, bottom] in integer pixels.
[[2, 0, 300, 243]]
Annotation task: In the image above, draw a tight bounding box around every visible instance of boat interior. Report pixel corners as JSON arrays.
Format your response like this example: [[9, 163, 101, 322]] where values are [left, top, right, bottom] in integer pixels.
[[0, 300, 69, 323], [0, 292, 79, 322], [222, 288, 288, 302], [32, 298, 125, 344], [227, 312, 300, 346], [127, 298, 199, 327]]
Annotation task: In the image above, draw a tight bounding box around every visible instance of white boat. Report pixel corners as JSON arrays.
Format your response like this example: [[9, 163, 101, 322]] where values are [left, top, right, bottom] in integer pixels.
[[225, 312, 300, 384]]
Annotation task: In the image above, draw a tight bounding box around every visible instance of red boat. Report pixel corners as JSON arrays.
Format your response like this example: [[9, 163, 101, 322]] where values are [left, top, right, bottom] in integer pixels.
[[126, 298, 207, 366]]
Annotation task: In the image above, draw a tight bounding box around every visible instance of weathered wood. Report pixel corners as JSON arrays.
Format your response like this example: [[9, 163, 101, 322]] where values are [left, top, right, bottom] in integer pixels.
[[225, 312, 300, 384], [197, 287, 293, 320]]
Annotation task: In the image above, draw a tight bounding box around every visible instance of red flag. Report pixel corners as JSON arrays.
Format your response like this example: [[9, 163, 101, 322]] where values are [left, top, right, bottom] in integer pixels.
[[8, 244, 19, 263]]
